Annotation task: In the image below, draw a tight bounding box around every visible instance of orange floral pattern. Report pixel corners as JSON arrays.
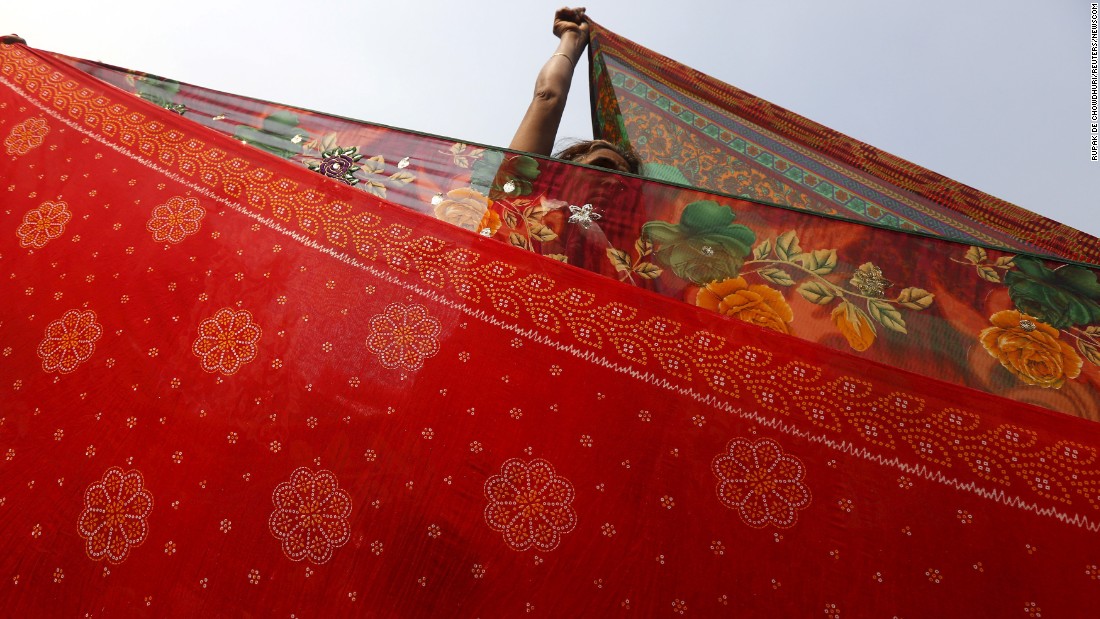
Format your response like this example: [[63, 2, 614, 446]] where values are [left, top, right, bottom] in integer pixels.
[[979, 310, 1083, 388], [4, 116, 48, 155], [16, 200, 71, 249], [192, 308, 262, 375], [433, 187, 492, 233], [696, 277, 793, 334], [147, 196, 206, 244], [77, 467, 154, 564], [484, 458, 577, 552], [37, 309, 103, 373], [365, 303, 441, 371], [712, 438, 811, 529], [269, 468, 352, 564], [831, 302, 877, 352], [478, 208, 502, 236]]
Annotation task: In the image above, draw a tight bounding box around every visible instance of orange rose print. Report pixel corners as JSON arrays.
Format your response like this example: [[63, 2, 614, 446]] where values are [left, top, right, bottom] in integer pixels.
[[147, 196, 206, 243], [696, 277, 793, 334], [979, 310, 1082, 388], [831, 301, 876, 352], [37, 309, 102, 373], [269, 468, 352, 564], [4, 116, 49, 155], [365, 303, 441, 371], [484, 458, 577, 552], [712, 437, 811, 529], [433, 187, 492, 232], [478, 208, 502, 236], [16, 200, 71, 249], [192, 308, 262, 375], [77, 467, 154, 564]]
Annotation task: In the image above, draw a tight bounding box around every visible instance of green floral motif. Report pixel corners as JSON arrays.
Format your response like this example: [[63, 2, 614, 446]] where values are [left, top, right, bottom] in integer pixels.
[[233, 111, 307, 159], [641, 200, 756, 285], [634, 205, 933, 352], [471, 151, 540, 198], [1004, 256, 1100, 329], [960, 247, 1100, 387]]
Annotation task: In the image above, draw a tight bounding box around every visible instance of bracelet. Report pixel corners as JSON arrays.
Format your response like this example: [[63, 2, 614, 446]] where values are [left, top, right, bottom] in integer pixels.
[[551, 52, 574, 68]]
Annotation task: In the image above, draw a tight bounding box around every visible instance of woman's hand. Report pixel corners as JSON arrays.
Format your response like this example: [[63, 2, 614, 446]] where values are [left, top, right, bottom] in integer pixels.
[[509, 7, 590, 155], [553, 7, 589, 40]]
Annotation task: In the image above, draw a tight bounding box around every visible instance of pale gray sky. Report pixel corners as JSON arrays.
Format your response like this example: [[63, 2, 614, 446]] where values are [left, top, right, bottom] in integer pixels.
[[4, 0, 1098, 238]]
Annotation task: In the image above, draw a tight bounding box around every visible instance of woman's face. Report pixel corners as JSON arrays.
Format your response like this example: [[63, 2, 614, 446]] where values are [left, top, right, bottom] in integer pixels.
[[553, 143, 638, 213], [562, 146, 636, 211], [573, 146, 632, 174]]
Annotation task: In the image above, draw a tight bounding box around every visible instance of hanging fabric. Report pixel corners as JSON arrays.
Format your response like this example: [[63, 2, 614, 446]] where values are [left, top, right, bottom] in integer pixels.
[[2, 34, 1099, 617], [586, 21, 1100, 265]]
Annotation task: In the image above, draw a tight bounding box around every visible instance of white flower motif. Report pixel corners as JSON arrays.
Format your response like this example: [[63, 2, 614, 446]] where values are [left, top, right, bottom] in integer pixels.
[[38, 309, 102, 373], [4, 117, 49, 155], [365, 303, 441, 372], [484, 458, 577, 552], [192, 308, 262, 375], [146, 196, 205, 244], [17, 200, 71, 249], [712, 437, 811, 528], [268, 468, 352, 564], [77, 467, 154, 564], [567, 204, 601, 229]]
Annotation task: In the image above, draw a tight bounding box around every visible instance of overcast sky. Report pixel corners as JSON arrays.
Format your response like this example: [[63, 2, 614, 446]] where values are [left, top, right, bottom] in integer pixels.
[[4, 0, 1098, 239]]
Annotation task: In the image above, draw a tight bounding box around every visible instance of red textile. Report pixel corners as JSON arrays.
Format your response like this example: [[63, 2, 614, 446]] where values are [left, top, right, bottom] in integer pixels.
[[2, 41, 1100, 618], [40, 51, 1100, 417]]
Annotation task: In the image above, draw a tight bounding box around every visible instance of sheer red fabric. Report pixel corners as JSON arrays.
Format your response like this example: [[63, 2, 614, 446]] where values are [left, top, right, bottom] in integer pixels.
[[2, 40, 1100, 617]]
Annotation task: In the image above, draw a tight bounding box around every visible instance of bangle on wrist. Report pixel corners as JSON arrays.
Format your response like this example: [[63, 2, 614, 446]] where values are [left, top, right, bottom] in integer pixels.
[[552, 52, 574, 68]]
